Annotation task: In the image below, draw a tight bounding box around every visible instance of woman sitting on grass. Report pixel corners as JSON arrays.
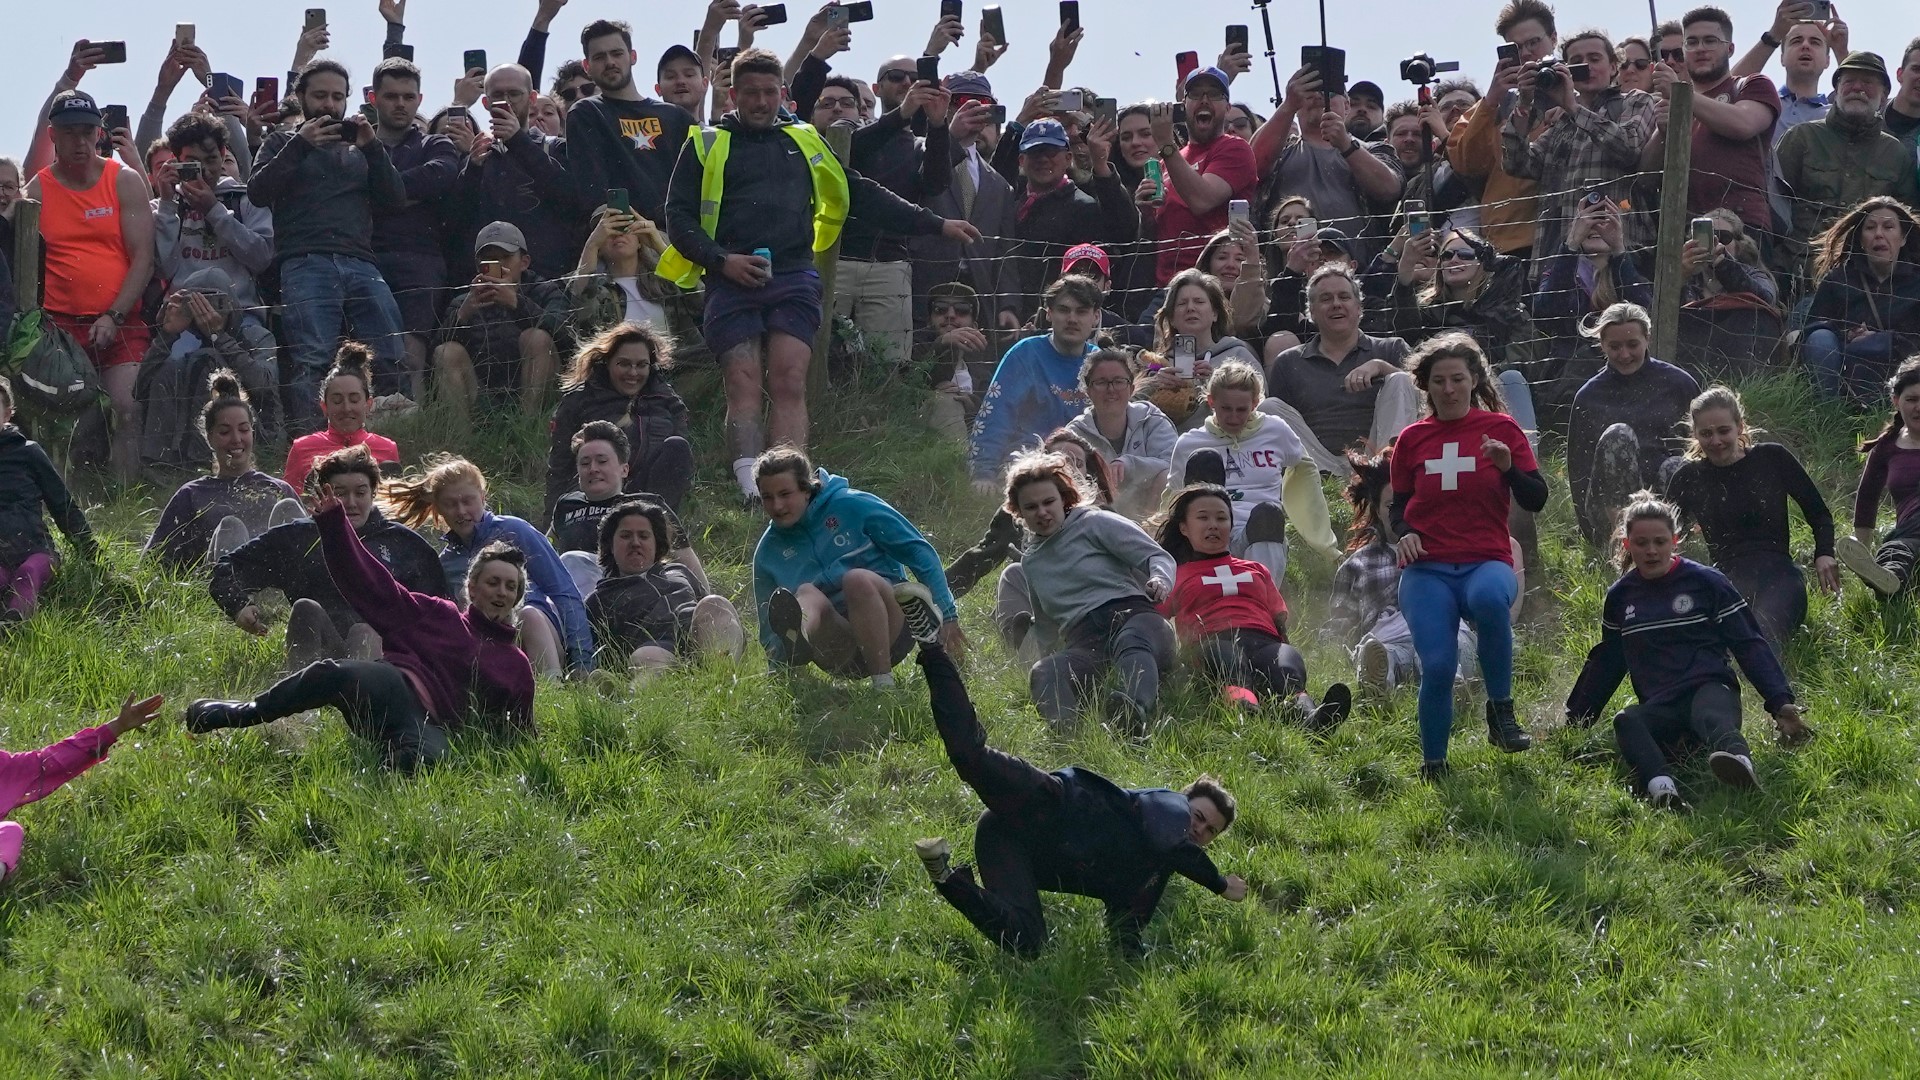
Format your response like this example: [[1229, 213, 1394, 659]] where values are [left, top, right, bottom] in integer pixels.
[[282, 344, 400, 494], [1391, 334, 1548, 780], [1566, 495, 1811, 811], [1152, 482, 1351, 726], [145, 371, 302, 570], [0, 377, 97, 628], [1663, 386, 1837, 649], [2, 693, 164, 885], [752, 448, 957, 687], [383, 455, 593, 678], [586, 499, 744, 683], [542, 322, 693, 523], [1004, 450, 1175, 730], [549, 420, 707, 597], [1801, 197, 1920, 405], [210, 446, 447, 667], [1837, 357, 1920, 597], [185, 486, 536, 774]]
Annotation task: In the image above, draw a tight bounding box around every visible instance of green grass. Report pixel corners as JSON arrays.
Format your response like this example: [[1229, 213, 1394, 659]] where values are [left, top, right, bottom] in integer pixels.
[[6, 365, 1920, 1078]]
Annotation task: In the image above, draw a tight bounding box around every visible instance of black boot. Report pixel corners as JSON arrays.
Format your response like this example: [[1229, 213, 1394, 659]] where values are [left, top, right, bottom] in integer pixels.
[[1486, 699, 1532, 752], [1305, 682, 1352, 734], [184, 699, 264, 734], [945, 510, 1022, 599]]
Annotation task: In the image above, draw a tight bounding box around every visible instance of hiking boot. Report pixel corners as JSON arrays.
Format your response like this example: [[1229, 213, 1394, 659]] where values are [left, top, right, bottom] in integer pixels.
[[1305, 682, 1352, 734], [1357, 637, 1390, 693], [1485, 699, 1531, 752], [914, 837, 952, 883], [1709, 751, 1759, 790], [1105, 689, 1148, 734], [1836, 535, 1901, 596], [894, 581, 944, 644], [1419, 760, 1451, 783], [184, 698, 260, 734], [767, 588, 812, 667]]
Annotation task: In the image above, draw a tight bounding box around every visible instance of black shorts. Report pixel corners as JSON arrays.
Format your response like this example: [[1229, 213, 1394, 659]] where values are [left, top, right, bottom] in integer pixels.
[[704, 268, 823, 359]]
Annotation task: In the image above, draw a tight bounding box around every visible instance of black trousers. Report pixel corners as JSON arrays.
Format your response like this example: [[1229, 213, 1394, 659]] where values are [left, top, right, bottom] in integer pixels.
[[634, 435, 696, 515], [1718, 552, 1807, 651], [1196, 628, 1307, 699], [920, 646, 1066, 957], [1612, 682, 1748, 790], [256, 659, 449, 773], [1872, 515, 1920, 593]]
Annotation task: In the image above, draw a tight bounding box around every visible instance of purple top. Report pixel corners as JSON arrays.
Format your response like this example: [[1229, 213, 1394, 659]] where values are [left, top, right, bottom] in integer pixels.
[[1854, 440, 1920, 530], [317, 503, 535, 731]]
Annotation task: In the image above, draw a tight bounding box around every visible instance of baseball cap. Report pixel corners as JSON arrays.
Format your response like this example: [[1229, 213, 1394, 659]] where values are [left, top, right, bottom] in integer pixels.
[[48, 90, 103, 128], [1019, 118, 1070, 151], [474, 221, 529, 256], [944, 71, 993, 98], [659, 43, 704, 76], [1832, 51, 1890, 92], [928, 281, 978, 306], [1313, 226, 1353, 256], [1062, 243, 1111, 277], [1183, 66, 1231, 95], [1349, 80, 1385, 106]]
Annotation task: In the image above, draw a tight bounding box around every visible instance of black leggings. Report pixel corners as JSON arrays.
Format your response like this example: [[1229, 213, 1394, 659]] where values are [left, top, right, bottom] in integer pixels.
[[1612, 682, 1748, 791], [256, 659, 449, 773], [1717, 552, 1806, 650], [919, 646, 1065, 956], [1195, 628, 1307, 700]]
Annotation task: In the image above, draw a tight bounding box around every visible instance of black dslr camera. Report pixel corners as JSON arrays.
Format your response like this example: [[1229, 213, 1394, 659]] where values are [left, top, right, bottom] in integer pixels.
[[1399, 52, 1459, 87], [1532, 59, 1592, 90]]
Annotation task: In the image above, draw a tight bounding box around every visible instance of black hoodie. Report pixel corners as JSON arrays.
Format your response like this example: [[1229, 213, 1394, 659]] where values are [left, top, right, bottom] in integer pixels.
[[0, 425, 94, 566], [209, 509, 445, 634]]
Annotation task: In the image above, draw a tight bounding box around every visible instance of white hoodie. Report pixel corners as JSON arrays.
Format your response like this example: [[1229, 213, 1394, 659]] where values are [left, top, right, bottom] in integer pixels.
[[1168, 411, 1338, 554]]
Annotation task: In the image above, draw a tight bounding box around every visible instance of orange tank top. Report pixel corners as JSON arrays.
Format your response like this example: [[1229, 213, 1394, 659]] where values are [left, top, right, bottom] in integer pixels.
[[36, 157, 132, 315]]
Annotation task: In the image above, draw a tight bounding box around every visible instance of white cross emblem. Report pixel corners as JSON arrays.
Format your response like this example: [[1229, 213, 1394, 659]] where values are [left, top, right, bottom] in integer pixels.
[[1425, 441, 1476, 491], [1201, 564, 1255, 596]]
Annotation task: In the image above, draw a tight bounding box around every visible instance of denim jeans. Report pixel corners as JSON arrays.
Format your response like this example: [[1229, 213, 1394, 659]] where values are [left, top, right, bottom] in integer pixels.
[[1399, 560, 1518, 762], [278, 253, 408, 422], [1803, 327, 1893, 404]]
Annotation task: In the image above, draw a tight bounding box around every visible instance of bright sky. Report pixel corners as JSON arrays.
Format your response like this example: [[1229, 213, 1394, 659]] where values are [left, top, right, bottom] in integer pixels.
[[5, 0, 1909, 156]]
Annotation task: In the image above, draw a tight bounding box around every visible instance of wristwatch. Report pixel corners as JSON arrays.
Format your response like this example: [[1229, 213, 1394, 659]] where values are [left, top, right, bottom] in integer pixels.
[[1157, 143, 1178, 159], [104, 309, 127, 325], [1759, 30, 1780, 48], [1340, 142, 1362, 158]]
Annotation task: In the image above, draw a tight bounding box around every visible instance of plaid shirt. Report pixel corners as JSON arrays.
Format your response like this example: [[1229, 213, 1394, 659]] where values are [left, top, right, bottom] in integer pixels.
[[1328, 538, 1400, 647], [1501, 85, 1658, 260]]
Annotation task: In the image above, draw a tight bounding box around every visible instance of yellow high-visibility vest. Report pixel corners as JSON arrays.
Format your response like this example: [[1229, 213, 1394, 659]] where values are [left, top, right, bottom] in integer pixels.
[[655, 121, 850, 287]]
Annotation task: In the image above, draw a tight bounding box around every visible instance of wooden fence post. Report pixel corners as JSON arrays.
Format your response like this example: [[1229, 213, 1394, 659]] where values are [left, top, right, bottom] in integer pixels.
[[809, 125, 853, 403], [11, 199, 39, 313], [1652, 82, 1693, 363]]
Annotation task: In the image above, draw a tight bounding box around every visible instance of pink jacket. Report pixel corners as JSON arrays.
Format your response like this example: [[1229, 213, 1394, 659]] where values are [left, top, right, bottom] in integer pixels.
[[1, 724, 117, 818]]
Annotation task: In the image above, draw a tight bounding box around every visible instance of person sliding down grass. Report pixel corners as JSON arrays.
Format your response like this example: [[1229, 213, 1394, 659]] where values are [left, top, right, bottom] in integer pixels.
[[1, 693, 164, 886], [185, 487, 535, 774], [751, 448, 960, 688], [1566, 495, 1812, 813], [910, 643, 1247, 958], [1837, 358, 1920, 598], [1151, 482, 1352, 726]]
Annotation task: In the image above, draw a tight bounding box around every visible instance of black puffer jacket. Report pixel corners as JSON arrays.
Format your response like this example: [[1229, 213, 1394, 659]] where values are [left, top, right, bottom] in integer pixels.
[[0, 425, 95, 565], [209, 509, 446, 634], [543, 365, 692, 522], [585, 561, 706, 661]]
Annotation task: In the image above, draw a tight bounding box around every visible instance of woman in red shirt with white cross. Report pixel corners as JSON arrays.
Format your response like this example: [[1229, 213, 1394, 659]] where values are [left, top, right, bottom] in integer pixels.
[[1389, 334, 1549, 780]]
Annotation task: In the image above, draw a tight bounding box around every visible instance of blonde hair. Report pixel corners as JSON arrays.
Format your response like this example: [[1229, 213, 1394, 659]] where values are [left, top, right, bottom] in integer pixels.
[[380, 454, 487, 530], [1580, 301, 1652, 343], [1205, 359, 1265, 401], [1684, 385, 1757, 459]]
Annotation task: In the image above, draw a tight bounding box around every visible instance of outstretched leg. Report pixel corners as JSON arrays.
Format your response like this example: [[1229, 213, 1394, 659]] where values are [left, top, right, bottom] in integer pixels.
[[920, 645, 1063, 821]]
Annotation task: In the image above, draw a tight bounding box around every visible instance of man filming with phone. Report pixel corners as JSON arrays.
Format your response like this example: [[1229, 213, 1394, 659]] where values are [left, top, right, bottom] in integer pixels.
[[454, 63, 579, 282], [248, 59, 410, 430], [153, 113, 278, 375], [1450, 0, 1559, 261], [1502, 27, 1658, 265], [1148, 66, 1258, 289], [365, 57, 461, 401]]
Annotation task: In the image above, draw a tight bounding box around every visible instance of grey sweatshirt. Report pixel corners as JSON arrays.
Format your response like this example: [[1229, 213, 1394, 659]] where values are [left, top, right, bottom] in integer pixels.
[[1019, 506, 1175, 645], [153, 176, 275, 310]]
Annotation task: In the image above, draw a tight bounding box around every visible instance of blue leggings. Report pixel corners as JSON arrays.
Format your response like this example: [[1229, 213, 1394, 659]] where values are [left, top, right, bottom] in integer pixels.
[[1399, 560, 1518, 762]]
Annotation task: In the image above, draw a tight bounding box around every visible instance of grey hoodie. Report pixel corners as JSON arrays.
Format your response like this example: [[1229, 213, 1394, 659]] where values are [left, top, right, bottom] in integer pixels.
[[153, 175, 275, 310], [135, 268, 276, 466], [1019, 505, 1174, 646]]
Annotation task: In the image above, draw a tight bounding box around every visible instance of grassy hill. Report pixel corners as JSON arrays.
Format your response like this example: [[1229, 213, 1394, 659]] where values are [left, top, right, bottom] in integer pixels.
[[4, 365, 1920, 1078]]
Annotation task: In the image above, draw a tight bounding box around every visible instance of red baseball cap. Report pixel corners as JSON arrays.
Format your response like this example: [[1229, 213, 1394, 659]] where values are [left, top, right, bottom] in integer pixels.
[[1062, 243, 1110, 277]]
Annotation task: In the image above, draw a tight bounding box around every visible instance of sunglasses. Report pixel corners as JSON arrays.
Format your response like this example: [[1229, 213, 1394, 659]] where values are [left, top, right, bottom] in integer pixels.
[[953, 93, 997, 110], [556, 84, 597, 103], [931, 302, 974, 316], [1440, 248, 1479, 262], [1713, 230, 1736, 245], [1623, 58, 1652, 71], [1659, 48, 1685, 62], [879, 69, 915, 83]]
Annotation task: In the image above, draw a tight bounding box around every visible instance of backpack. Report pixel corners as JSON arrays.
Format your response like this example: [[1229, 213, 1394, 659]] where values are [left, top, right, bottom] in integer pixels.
[[4, 309, 101, 413]]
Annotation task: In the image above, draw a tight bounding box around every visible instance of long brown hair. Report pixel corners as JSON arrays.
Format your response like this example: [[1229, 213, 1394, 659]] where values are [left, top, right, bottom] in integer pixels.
[[562, 322, 676, 391], [1154, 268, 1230, 350], [1861, 356, 1920, 453], [1406, 332, 1506, 415], [1811, 197, 1920, 284]]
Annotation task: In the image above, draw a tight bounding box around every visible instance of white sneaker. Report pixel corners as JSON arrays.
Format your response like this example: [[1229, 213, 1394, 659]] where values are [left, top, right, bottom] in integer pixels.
[[369, 393, 420, 419], [913, 837, 951, 882], [1836, 535, 1902, 596], [894, 581, 943, 644], [1709, 751, 1759, 790], [1647, 776, 1690, 812]]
